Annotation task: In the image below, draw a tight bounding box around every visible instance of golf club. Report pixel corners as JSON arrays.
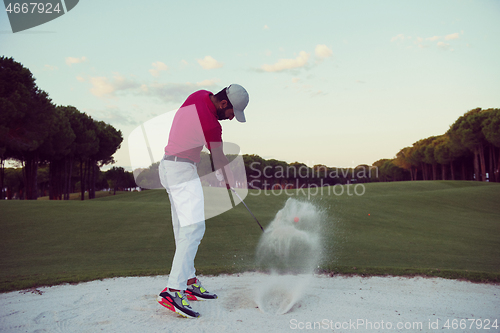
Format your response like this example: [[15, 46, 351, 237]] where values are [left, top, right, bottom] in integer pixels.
[[209, 151, 264, 232], [229, 186, 265, 233]]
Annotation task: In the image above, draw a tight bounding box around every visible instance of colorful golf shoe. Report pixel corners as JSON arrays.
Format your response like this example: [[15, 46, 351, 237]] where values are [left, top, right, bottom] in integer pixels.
[[186, 278, 218, 301], [157, 288, 200, 318]]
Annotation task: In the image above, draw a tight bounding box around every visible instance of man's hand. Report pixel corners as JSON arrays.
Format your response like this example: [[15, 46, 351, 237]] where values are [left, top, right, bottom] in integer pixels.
[[215, 168, 235, 188], [218, 166, 235, 189], [215, 169, 224, 182], [210, 144, 236, 188]]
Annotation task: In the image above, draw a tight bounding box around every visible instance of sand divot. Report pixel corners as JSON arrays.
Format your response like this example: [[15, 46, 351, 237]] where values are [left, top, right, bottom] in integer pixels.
[[254, 273, 311, 315]]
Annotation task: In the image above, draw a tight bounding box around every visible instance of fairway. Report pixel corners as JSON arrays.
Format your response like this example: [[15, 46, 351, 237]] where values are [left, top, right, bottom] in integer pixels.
[[1, 181, 499, 292]]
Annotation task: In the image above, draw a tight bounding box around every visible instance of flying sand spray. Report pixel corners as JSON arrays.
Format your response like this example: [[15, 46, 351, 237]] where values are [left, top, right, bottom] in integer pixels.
[[254, 198, 325, 315], [218, 167, 325, 314]]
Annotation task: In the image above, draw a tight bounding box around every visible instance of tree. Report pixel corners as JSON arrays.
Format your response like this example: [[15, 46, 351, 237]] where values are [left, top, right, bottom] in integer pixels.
[[353, 164, 371, 183], [88, 121, 123, 198], [448, 108, 488, 181], [482, 109, 500, 182], [106, 166, 128, 194], [424, 137, 441, 180], [2, 167, 23, 199], [313, 164, 329, 185], [411, 137, 436, 181], [393, 147, 414, 180], [38, 106, 76, 199], [0, 57, 56, 199], [373, 159, 409, 182], [64, 107, 98, 200], [266, 159, 288, 189], [243, 154, 265, 189], [288, 162, 311, 188], [433, 135, 453, 180], [1, 59, 123, 200], [134, 162, 162, 190]]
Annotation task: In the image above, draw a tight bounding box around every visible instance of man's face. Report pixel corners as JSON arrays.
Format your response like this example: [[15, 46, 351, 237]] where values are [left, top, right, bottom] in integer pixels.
[[217, 101, 234, 120]]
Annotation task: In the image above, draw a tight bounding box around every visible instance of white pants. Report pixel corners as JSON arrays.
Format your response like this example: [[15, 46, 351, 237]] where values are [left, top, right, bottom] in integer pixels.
[[159, 159, 206, 291]]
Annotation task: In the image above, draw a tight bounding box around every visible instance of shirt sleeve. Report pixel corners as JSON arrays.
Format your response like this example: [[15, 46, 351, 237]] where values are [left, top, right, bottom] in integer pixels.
[[203, 123, 222, 150]]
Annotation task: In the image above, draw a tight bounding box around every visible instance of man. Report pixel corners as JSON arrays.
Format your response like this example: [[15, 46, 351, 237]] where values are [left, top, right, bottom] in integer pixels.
[[157, 84, 249, 318]]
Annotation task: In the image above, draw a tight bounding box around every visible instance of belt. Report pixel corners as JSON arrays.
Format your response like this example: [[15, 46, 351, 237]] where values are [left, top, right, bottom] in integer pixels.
[[163, 155, 196, 165]]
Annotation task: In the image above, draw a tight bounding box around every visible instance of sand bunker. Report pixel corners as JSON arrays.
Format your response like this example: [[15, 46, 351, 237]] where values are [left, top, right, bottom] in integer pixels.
[[1, 273, 498, 332]]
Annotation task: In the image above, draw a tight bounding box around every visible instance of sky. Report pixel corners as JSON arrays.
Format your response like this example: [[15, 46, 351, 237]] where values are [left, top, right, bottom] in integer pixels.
[[1, 0, 500, 170]]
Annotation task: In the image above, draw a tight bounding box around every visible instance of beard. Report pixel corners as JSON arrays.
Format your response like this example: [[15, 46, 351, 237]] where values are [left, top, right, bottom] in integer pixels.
[[217, 107, 231, 120]]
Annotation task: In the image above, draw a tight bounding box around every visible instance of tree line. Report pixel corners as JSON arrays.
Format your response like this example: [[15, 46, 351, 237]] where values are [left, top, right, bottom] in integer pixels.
[[1, 165, 137, 200], [132, 152, 374, 191], [0, 57, 124, 200], [376, 108, 500, 182]]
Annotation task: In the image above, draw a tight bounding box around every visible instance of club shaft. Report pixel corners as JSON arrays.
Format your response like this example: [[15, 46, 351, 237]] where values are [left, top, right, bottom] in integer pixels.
[[230, 188, 264, 232]]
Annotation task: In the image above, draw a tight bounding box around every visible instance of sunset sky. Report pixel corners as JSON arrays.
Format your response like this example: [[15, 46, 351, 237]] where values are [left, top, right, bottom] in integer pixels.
[[1, 0, 499, 169]]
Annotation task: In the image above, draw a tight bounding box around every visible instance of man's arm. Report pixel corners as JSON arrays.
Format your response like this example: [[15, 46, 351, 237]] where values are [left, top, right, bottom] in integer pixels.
[[209, 144, 235, 188]]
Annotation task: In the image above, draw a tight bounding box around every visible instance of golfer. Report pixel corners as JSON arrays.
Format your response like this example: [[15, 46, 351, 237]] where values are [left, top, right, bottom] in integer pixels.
[[157, 84, 249, 318]]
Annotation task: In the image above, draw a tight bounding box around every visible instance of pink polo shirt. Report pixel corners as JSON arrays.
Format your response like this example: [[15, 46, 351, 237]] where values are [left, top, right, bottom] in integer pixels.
[[164, 90, 222, 163]]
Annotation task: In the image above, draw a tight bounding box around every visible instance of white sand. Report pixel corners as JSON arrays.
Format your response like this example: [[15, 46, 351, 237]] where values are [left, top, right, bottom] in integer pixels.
[[1, 272, 498, 333]]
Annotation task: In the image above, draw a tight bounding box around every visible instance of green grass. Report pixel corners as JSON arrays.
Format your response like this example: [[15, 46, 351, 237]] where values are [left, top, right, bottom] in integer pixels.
[[322, 181, 500, 274], [0, 181, 499, 292]]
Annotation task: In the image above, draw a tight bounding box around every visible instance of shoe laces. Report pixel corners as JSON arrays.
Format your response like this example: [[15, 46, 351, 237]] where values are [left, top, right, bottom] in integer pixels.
[[189, 279, 207, 293], [174, 290, 191, 307]]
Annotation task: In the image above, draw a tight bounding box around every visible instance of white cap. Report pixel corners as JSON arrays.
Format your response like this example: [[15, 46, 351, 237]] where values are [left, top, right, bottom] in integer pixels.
[[226, 84, 249, 122]]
